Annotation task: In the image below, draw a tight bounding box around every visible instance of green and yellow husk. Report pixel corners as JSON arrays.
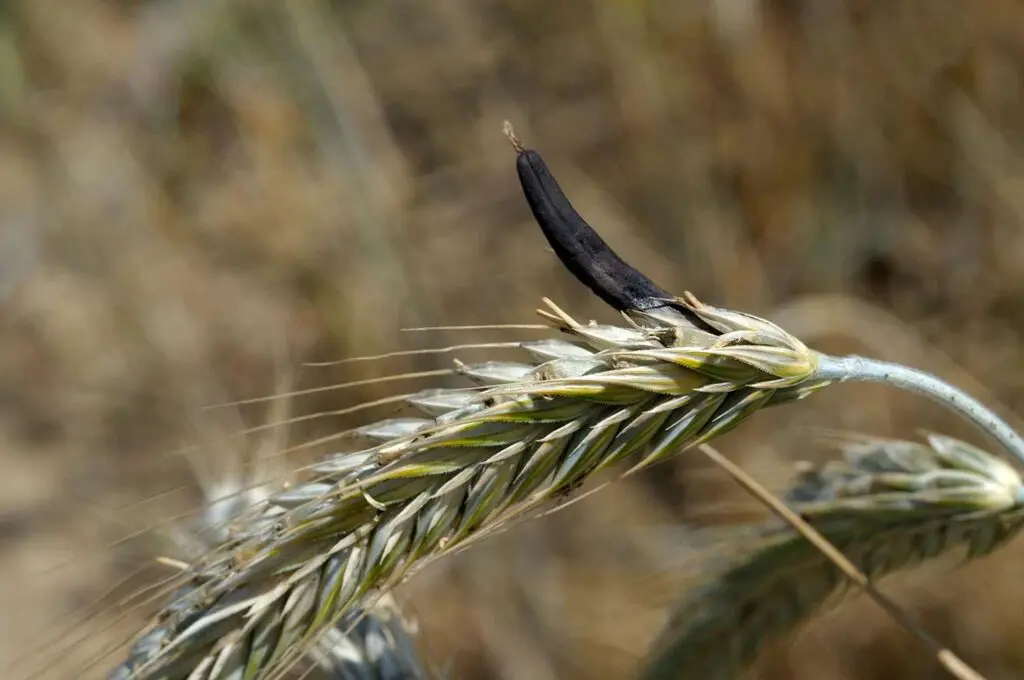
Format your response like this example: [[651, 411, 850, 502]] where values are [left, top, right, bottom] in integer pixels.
[[108, 295, 821, 680]]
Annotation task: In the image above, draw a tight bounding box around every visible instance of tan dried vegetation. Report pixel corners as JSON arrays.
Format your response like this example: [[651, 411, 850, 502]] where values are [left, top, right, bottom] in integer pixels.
[[3, 1, 1024, 679]]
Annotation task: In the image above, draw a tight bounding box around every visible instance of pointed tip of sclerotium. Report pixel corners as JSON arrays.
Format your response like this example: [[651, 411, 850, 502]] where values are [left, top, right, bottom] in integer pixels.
[[503, 120, 524, 153]]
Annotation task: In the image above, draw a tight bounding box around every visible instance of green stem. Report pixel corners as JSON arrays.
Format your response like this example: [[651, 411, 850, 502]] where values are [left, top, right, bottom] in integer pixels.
[[815, 354, 1024, 468]]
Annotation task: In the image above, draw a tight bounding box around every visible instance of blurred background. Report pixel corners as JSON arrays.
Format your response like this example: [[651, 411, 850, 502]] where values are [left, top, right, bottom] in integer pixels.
[[3, 0, 1024, 678]]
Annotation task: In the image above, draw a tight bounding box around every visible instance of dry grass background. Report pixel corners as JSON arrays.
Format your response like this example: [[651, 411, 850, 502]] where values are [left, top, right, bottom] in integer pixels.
[[3, 1, 1024, 678]]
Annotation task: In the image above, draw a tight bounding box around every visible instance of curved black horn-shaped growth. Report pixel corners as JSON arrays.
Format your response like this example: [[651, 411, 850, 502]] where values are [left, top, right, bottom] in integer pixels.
[[515, 147, 668, 312], [506, 124, 699, 324]]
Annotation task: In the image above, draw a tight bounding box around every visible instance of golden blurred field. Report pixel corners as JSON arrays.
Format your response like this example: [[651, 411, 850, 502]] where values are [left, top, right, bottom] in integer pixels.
[[4, 1, 1024, 678]]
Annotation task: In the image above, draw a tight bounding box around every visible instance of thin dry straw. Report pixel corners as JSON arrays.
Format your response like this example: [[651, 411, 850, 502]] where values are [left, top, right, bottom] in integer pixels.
[[639, 434, 1024, 680]]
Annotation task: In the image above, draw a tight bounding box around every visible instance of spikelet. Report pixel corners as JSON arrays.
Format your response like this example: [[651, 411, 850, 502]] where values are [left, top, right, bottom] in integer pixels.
[[107, 294, 821, 680], [306, 595, 429, 680], [637, 433, 1024, 680]]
